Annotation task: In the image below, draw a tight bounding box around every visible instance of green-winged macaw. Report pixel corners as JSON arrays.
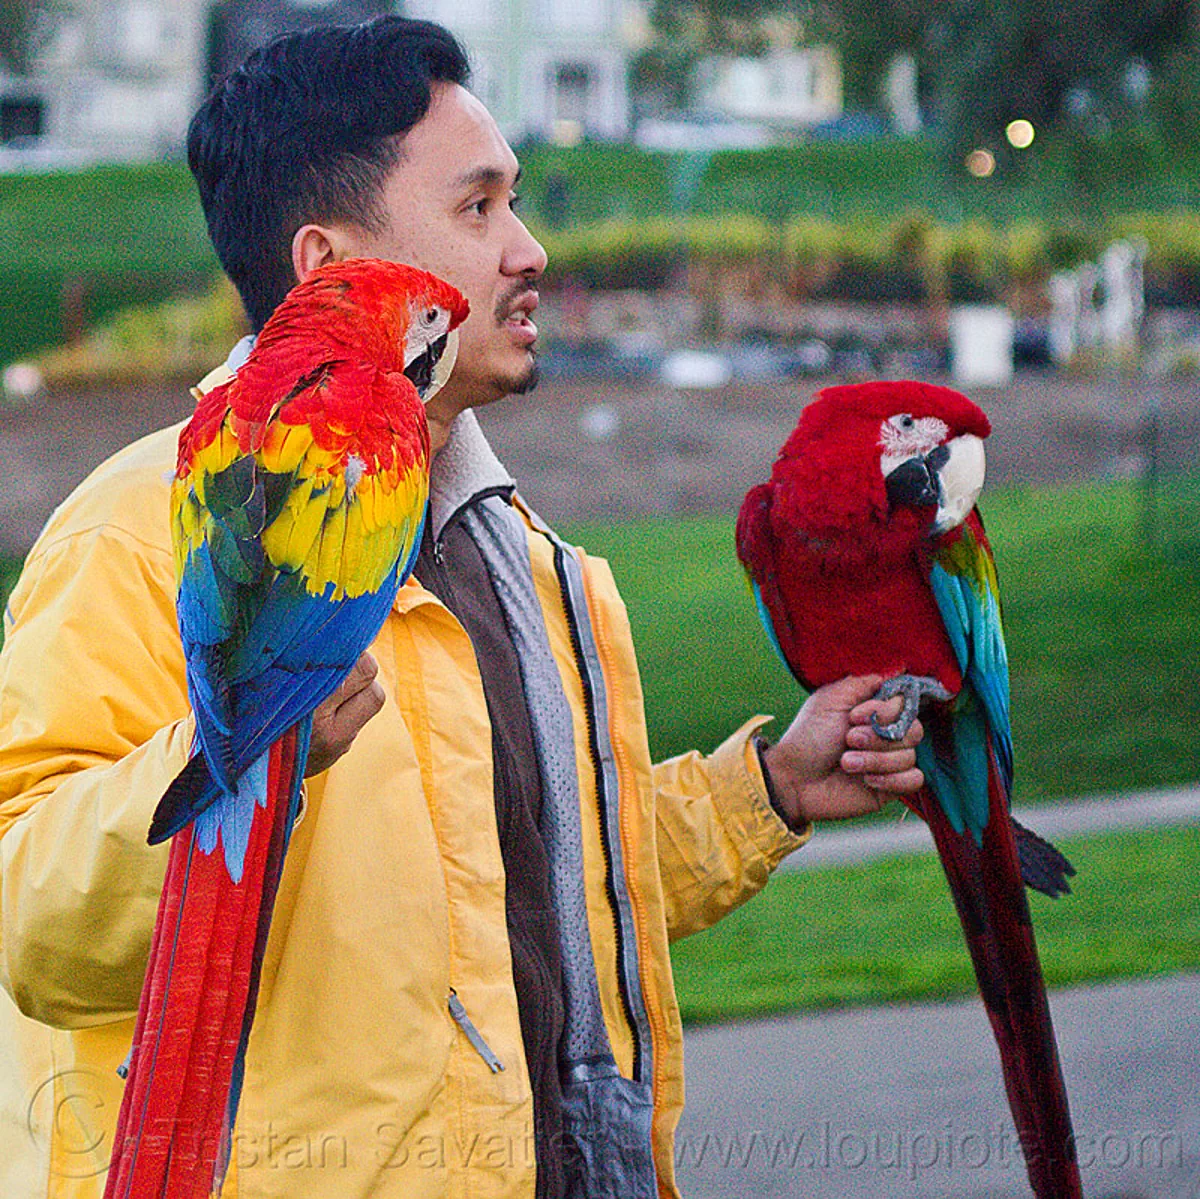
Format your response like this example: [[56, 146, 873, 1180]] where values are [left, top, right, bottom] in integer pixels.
[[737, 380, 1082, 1199]]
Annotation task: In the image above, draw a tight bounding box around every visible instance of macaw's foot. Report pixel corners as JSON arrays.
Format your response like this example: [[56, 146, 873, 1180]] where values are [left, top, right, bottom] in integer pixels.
[[870, 674, 953, 742]]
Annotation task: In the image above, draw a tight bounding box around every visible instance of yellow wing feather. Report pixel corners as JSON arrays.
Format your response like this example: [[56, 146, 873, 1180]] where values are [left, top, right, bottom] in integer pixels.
[[173, 371, 427, 603]]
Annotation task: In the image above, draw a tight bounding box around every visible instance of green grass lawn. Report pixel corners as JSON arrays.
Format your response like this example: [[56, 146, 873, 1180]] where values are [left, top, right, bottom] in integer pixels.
[[3, 477, 1194, 1017], [669, 824, 1200, 1023], [565, 477, 1200, 805]]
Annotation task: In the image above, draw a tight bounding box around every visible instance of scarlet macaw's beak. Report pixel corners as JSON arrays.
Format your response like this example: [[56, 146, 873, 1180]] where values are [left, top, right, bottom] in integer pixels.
[[885, 432, 987, 536], [404, 327, 460, 405]]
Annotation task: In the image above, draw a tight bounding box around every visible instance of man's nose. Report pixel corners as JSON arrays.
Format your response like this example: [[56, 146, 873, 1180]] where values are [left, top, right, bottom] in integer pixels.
[[502, 215, 547, 279]]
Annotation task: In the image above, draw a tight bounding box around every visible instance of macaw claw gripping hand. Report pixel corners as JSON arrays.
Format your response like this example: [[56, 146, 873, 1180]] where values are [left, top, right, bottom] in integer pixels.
[[736, 380, 1083, 1199], [103, 258, 468, 1199]]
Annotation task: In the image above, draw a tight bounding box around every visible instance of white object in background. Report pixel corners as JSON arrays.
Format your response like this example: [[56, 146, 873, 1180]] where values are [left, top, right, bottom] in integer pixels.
[[1100, 238, 1146, 351], [2, 362, 45, 403], [659, 351, 732, 390], [949, 305, 1014, 386], [579, 404, 620, 442], [1048, 270, 1079, 366]]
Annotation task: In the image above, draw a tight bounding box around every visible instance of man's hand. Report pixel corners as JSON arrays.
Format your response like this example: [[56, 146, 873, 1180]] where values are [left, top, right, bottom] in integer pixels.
[[305, 652, 386, 777], [760, 675, 925, 826]]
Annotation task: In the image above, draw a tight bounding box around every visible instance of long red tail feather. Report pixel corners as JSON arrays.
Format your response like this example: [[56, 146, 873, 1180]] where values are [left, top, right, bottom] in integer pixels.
[[919, 757, 1083, 1199], [104, 731, 299, 1198]]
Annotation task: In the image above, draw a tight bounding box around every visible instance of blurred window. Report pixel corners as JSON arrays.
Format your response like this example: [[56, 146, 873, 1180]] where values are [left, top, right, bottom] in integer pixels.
[[537, 0, 608, 33], [0, 97, 44, 143], [553, 63, 591, 124], [408, 0, 494, 26], [121, 4, 164, 66]]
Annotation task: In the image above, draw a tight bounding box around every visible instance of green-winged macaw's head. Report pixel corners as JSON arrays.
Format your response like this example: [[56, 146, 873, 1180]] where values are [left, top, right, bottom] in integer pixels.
[[778, 380, 992, 544]]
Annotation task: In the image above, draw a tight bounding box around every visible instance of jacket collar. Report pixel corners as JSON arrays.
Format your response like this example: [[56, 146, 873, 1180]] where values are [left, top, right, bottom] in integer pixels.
[[217, 336, 515, 543], [429, 410, 515, 542]]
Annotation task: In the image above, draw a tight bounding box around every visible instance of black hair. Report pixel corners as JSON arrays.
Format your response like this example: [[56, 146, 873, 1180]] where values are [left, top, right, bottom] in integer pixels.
[[187, 17, 470, 330]]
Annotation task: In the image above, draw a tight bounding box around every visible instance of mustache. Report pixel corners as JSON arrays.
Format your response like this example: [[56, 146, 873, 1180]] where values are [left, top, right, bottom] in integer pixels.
[[493, 279, 538, 324]]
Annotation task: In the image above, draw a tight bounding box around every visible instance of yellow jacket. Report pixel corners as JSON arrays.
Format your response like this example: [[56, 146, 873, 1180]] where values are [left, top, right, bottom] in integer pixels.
[[0, 413, 807, 1198]]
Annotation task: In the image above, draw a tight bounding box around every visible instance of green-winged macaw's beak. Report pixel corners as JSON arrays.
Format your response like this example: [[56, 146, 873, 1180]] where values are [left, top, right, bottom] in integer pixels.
[[403, 327, 459, 405], [885, 433, 987, 535]]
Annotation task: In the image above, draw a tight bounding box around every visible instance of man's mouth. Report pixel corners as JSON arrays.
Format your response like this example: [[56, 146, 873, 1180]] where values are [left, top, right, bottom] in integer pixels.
[[499, 289, 539, 347]]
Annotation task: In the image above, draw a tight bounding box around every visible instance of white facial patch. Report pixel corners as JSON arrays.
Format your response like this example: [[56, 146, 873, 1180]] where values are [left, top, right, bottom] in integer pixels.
[[404, 304, 452, 369], [878, 414, 950, 479]]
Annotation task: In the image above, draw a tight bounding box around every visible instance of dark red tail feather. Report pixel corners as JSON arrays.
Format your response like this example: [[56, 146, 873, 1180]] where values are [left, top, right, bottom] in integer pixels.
[[104, 731, 299, 1199], [918, 755, 1083, 1199]]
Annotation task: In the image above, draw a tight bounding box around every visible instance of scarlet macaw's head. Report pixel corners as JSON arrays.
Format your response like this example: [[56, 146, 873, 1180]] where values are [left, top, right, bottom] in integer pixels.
[[261, 257, 470, 406], [775, 380, 991, 544]]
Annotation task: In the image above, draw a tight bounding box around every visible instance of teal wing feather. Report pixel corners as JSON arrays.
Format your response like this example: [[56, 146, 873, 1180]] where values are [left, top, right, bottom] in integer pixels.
[[918, 510, 1013, 843]]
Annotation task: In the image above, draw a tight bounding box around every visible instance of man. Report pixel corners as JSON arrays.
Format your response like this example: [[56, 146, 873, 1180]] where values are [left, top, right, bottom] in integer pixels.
[[0, 18, 923, 1199]]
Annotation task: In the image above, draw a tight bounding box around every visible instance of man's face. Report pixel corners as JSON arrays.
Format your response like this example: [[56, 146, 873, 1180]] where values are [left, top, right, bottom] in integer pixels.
[[339, 83, 547, 417]]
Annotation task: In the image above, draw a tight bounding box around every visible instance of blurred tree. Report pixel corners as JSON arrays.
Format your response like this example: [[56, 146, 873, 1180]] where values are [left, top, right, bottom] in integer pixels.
[[807, 0, 931, 107], [928, 0, 1196, 160], [637, 0, 1200, 167], [0, 0, 55, 75], [631, 0, 803, 112]]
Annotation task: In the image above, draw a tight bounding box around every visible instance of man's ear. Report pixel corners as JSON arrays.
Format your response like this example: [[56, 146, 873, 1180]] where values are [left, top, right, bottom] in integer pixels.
[[291, 224, 356, 284]]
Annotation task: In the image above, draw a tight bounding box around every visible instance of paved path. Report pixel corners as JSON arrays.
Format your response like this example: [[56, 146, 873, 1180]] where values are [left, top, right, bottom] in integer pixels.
[[779, 784, 1200, 873], [678, 972, 1200, 1198]]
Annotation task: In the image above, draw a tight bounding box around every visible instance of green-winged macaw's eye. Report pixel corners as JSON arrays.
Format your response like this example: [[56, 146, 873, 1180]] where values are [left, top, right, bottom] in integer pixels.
[[889, 413, 916, 431]]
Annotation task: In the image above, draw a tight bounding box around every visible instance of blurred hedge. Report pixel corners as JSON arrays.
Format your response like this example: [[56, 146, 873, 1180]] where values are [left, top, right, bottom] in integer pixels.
[[0, 163, 217, 366], [35, 275, 248, 385], [4, 140, 1200, 367], [534, 208, 1200, 304]]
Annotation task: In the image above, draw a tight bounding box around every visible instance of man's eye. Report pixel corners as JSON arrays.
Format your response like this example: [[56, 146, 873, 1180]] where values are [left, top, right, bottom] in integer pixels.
[[469, 197, 489, 216]]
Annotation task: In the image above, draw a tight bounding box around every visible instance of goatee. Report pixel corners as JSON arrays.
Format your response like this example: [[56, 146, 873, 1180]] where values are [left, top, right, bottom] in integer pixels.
[[510, 355, 540, 396]]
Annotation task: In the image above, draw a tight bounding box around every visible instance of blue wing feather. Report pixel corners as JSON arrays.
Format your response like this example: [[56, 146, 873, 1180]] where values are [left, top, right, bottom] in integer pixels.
[[749, 577, 790, 671], [166, 432, 425, 870], [926, 517, 1013, 842]]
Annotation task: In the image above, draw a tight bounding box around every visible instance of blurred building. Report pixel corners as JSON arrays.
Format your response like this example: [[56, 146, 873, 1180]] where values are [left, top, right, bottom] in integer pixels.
[[403, 0, 632, 142], [33, 1, 212, 160], [692, 46, 842, 132], [20, 0, 389, 163], [208, 0, 391, 81], [12, 0, 635, 162]]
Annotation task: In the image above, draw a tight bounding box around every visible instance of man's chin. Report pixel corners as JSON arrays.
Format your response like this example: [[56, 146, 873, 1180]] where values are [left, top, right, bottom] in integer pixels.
[[460, 353, 541, 409], [508, 355, 540, 396]]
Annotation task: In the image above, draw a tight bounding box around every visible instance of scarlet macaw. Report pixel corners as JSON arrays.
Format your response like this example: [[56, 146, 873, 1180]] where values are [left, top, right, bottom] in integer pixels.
[[104, 258, 468, 1199], [736, 380, 1082, 1199]]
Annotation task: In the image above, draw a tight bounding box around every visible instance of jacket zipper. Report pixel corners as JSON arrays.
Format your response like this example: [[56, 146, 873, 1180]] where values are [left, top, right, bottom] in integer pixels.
[[551, 541, 644, 1084], [448, 990, 504, 1073]]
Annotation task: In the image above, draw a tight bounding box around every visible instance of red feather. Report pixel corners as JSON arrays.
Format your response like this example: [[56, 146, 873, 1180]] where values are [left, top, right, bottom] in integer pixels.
[[105, 734, 295, 1198]]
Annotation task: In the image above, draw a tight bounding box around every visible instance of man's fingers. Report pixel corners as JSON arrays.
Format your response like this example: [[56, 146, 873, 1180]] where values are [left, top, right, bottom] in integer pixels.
[[848, 692, 905, 727], [846, 716, 923, 750], [330, 678, 386, 736], [342, 651, 380, 695], [822, 674, 885, 711], [317, 653, 380, 713], [842, 747, 917, 776], [864, 767, 926, 794]]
